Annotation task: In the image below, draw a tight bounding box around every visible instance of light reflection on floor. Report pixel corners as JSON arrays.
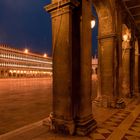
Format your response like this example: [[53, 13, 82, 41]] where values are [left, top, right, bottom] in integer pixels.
[[0, 77, 140, 139], [0, 78, 52, 135], [0, 76, 98, 135]]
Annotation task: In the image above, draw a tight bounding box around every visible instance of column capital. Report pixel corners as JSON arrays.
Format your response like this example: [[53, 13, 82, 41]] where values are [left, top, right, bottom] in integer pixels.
[[44, 0, 80, 13]]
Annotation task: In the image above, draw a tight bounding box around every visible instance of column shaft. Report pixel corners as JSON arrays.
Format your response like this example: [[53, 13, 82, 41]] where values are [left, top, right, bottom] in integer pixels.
[[98, 34, 117, 104], [75, 0, 96, 135], [122, 41, 131, 97]]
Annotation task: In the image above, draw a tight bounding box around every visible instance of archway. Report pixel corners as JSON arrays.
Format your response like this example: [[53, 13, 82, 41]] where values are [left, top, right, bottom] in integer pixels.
[[92, 0, 117, 106], [45, 0, 118, 135]]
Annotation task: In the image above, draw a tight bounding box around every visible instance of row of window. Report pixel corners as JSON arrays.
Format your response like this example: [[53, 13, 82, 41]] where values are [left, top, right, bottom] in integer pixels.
[[0, 53, 52, 65], [0, 63, 52, 70]]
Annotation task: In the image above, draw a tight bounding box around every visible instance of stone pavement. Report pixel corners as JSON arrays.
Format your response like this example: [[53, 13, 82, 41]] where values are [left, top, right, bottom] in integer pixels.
[[0, 97, 140, 140]]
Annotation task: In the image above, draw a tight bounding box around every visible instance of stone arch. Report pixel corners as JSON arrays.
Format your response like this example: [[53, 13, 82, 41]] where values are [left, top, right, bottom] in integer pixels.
[[92, 0, 115, 36], [45, 0, 118, 135], [91, 0, 117, 104]]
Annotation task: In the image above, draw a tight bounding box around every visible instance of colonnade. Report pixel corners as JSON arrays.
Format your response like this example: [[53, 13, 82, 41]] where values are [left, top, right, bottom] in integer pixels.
[[45, 0, 140, 135]]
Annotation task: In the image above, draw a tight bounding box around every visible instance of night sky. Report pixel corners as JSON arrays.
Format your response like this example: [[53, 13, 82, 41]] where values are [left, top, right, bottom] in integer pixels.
[[0, 0, 98, 56]]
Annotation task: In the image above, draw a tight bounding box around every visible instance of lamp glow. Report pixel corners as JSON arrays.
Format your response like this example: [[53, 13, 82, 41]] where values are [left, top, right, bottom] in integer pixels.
[[91, 20, 96, 29], [123, 34, 128, 41], [24, 49, 29, 54], [43, 53, 47, 57]]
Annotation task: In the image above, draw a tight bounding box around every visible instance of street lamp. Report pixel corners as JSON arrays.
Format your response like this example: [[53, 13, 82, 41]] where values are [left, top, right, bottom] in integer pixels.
[[24, 49, 29, 54], [91, 15, 96, 29], [43, 53, 47, 58]]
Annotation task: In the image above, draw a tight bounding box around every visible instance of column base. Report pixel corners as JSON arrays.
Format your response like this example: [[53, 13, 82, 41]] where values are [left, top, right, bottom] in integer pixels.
[[52, 118, 75, 135], [75, 114, 97, 136]]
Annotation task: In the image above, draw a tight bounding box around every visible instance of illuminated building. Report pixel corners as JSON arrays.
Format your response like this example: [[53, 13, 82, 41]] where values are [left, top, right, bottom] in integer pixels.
[[0, 44, 52, 78], [92, 55, 98, 74]]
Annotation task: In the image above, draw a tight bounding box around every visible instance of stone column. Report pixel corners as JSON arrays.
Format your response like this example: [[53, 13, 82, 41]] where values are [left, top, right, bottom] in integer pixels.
[[98, 34, 117, 105], [45, 0, 96, 135], [75, 0, 96, 135], [138, 39, 140, 93], [122, 41, 131, 97], [45, 0, 80, 135], [134, 39, 139, 94], [129, 34, 136, 97]]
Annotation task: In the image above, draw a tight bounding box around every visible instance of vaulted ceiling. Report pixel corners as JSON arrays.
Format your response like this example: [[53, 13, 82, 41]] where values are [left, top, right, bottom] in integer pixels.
[[123, 0, 140, 34]]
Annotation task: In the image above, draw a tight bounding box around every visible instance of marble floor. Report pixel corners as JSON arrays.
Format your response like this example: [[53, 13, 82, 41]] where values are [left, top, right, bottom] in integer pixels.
[[90, 98, 140, 140]]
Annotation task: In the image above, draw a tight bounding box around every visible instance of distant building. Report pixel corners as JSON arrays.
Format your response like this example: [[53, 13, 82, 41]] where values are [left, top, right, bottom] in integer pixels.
[[92, 55, 98, 74], [0, 44, 52, 78]]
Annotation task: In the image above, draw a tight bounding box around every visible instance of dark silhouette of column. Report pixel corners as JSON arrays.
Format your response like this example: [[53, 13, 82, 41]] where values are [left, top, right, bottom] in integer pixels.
[[138, 39, 140, 93]]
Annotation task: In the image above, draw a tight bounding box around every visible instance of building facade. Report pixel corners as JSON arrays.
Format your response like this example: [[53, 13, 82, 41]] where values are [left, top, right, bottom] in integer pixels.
[[0, 44, 52, 78], [92, 55, 98, 74]]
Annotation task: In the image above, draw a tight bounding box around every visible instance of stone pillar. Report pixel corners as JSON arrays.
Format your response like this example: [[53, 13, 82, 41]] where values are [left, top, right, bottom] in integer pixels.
[[134, 39, 139, 94], [129, 35, 135, 97], [45, 0, 96, 135], [122, 41, 131, 97], [45, 0, 79, 135], [98, 34, 117, 105], [138, 39, 140, 93], [75, 0, 96, 135]]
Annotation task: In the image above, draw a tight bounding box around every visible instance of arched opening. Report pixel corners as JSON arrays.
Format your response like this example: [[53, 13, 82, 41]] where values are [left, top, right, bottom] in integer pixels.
[[92, 0, 117, 106], [91, 5, 98, 101], [45, 0, 117, 135]]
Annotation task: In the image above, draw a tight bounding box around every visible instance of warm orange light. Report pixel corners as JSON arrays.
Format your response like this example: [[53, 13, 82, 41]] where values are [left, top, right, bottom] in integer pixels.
[[13, 70, 16, 73], [123, 34, 128, 41], [24, 49, 29, 54], [43, 53, 47, 57], [9, 70, 13, 73]]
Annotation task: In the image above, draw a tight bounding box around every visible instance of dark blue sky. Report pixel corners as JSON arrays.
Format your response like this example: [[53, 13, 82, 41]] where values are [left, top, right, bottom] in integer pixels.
[[0, 0, 98, 56]]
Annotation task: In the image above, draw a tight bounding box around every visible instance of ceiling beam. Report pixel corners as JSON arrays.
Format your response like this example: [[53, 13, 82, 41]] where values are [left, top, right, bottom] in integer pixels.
[[128, 5, 140, 9], [122, 0, 140, 33]]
